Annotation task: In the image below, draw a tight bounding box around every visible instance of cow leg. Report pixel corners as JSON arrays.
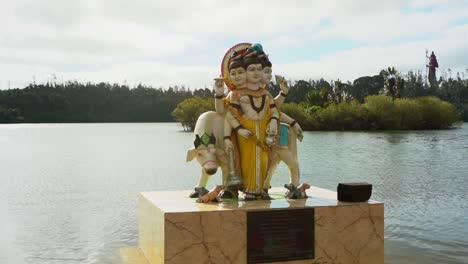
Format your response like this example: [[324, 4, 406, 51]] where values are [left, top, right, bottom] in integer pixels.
[[197, 168, 211, 187], [220, 162, 229, 186], [279, 149, 300, 187], [263, 150, 280, 192], [219, 162, 239, 199], [189, 168, 211, 198]]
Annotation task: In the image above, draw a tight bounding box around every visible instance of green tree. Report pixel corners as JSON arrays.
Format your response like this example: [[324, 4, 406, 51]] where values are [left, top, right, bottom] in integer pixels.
[[285, 80, 314, 103], [381, 67, 404, 100], [402, 71, 425, 98], [305, 89, 329, 107], [172, 97, 214, 131], [351, 75, 384, 102], [0, 105, 22, 123]]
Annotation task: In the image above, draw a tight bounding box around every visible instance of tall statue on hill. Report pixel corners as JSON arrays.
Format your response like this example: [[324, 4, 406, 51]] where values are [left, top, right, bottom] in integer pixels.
[[426, 50, 439, 87]]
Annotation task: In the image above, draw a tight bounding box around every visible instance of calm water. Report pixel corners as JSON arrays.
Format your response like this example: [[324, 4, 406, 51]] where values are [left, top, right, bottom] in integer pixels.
[[0, 123, 467, 264]]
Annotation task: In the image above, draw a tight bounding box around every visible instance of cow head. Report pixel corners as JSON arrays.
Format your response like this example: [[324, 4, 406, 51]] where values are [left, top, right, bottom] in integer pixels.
[[186, 133, 225, 175]]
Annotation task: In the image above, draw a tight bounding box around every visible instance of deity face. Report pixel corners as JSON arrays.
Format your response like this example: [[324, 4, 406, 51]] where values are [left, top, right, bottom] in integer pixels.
[[229, 67, 247, 88], [261, 66, 272, 85], [246, 63, 263, 85]]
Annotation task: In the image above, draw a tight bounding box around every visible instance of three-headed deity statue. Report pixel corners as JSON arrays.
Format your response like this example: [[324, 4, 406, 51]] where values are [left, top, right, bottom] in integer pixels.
[[187, 43, 307, 202]]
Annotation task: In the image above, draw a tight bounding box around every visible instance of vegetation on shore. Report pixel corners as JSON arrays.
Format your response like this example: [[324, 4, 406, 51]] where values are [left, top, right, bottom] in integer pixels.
[[172, 95, 460, 131], [1, 68, 466, 130], [281, 96, 460, 130]]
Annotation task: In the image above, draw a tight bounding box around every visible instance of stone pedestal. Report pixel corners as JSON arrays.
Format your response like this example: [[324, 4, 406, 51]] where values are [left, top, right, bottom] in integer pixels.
[[137, 187, 383, 264]]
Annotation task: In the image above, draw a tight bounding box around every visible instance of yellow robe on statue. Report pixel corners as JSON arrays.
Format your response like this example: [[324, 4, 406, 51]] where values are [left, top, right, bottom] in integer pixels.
[[236, 96, 272, 195]]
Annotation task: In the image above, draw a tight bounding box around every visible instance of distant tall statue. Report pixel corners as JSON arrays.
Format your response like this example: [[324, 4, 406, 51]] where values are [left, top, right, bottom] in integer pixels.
[[427, 51, 439, 87]]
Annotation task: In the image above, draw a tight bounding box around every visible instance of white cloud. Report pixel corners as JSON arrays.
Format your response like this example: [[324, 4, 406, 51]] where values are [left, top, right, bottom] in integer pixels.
[[277, 24, 468, 82], [0, 0, 467, 89], [60, 61, 218, 89], [14, 0, 89, 29]]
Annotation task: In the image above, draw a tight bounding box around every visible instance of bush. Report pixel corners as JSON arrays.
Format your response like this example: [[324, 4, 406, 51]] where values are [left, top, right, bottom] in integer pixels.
[[280, 102, 317, 130], [395, 98, 423, 129], [172, 97, 214, 131], [305, 105, 324, 130], [414, 96, 460, 129], [172, 95, 460, 132], [319, 100, 367, 130], [281, 96, 460, 130], [364, 95, 399, 129]]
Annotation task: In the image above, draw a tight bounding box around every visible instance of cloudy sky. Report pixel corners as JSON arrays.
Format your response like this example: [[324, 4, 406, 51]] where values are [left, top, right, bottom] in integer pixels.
[[1, 0, 467, 90]]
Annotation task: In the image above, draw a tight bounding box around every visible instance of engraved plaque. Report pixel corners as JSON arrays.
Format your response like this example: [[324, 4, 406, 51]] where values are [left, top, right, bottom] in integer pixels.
[[247, 208, 315, 263]]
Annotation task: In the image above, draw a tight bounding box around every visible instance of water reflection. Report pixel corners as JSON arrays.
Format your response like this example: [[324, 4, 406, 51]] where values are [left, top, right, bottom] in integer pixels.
[[380, 132, 409, 144], [0, 123, 467, 264]]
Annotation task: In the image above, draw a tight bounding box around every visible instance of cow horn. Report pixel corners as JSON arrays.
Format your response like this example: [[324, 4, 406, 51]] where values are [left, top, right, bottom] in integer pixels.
[[194, 135, 201, 148]]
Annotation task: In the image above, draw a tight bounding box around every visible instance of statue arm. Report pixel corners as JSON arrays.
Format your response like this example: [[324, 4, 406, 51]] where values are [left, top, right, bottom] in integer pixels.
[[226, 106, 252, 139], [225, 101, 242, 129], [273, 75, 289, 108], [215, 95, 225, 114], [280, 112, 294, 123], [270, 102, 280, 120], [274, 93, 286, 108], [224, 117, 233, 138], [223, 117, 236, 154], [267, 96, 280, 136], [281, 113, 303, 138], [214, 78, 225, 114], [224, 94, 254, 139]]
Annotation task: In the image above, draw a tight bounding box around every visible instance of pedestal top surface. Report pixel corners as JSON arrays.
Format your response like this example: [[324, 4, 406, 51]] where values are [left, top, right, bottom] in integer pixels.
[[140, 186, 382, 213]]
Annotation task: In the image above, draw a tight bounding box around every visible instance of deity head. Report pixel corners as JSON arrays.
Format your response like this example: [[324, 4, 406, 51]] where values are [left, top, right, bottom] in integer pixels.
[[259, 53, 272, 85], [243, 50, 264, 90], [228, 52, 247, 89]]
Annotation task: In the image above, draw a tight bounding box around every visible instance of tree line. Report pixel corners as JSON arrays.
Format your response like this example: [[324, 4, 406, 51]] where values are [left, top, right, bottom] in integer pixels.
[[1, 69, 467, 128], [0, 81, 212, 123], [173, 68, 466, 130]]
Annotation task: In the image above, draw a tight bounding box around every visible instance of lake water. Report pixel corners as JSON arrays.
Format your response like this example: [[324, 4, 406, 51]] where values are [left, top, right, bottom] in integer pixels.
[[0, 123, 467, 264]]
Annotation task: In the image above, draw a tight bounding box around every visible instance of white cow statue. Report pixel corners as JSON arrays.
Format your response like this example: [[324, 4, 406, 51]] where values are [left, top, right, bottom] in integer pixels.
[[186, 111, 229, 198]]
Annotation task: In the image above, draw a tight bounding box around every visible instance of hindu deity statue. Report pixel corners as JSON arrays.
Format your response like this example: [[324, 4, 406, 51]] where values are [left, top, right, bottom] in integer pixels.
[[221, 44, 280, 200], [427, 51, 439, 87], [188, 43, 308, 202]]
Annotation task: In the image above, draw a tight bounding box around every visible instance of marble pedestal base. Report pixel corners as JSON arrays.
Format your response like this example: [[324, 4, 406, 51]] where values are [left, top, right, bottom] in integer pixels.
[[138, 187, 383, 264]]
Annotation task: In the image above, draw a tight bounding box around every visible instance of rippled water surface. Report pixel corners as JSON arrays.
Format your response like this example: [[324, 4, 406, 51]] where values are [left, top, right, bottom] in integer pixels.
[[1, 123, 467, 264]]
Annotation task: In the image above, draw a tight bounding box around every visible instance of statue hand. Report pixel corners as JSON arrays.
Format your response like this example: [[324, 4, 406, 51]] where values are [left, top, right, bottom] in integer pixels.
[[213, 78, 225, 96], [224, 138, 233, 154], [293, 123, 303, 142], [280, 81, 289, 94], [276, 75, 289, 94], [267, 119, 278, 136], [237, 128, 252, 138]]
